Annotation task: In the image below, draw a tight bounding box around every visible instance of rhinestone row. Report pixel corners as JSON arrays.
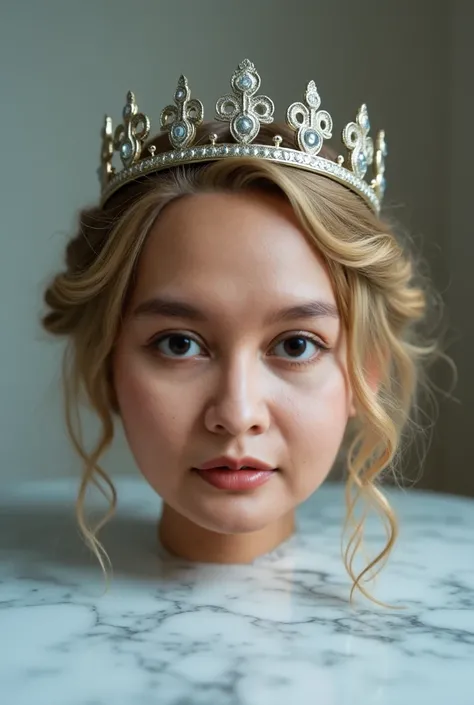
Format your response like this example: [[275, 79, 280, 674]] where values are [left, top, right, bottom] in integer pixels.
[[101, 144, 379, 212]]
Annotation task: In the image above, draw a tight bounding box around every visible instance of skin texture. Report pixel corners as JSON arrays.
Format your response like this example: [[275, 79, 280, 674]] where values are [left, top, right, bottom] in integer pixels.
[[112, 190, 356, 563]]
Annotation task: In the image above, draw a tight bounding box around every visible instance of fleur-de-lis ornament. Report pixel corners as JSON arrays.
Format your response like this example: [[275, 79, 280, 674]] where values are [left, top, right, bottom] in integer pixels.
[[371, 130, 387, 201], [160, 75, 204, 149], [215, 59, 274, 144], [113, 91, 151, 168], [342, 104, 374, 179], [98, 115, 115, 189], [286, 81, 333, 155]]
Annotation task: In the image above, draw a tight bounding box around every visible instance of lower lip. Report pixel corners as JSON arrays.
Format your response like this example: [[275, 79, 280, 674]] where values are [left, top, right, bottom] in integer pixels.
[[192, 468, 276, 490]]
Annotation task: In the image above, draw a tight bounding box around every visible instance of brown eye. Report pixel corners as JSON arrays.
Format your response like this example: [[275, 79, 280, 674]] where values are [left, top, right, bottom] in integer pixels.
[[281, 337, 309, 357], [150, 334, 202, 358], [271, 334, 326, 366]]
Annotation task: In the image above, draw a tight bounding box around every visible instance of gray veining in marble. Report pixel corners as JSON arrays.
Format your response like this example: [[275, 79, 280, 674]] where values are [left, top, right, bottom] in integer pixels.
[[0, 477, 473, 704]]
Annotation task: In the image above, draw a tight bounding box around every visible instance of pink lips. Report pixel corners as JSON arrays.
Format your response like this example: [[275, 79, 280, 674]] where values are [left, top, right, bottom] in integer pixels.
[[193, 468, 276, 491], [196, 455, 275, 472], [193, 455, 277, 491]]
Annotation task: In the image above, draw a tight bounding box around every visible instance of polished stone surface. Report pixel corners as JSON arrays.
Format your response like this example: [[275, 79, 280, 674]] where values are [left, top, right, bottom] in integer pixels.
[[1, 476, 473, 704]]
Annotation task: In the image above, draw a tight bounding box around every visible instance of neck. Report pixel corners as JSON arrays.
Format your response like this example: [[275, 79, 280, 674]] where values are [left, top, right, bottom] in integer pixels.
[[157, 504, 296, 564]]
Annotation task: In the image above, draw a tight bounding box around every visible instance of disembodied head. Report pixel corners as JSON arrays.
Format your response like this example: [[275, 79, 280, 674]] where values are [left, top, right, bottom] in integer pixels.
[[42, 121, 441, 606]]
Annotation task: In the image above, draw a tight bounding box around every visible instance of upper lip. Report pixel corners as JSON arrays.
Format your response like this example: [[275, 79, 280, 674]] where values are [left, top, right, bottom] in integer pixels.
[[195, 455, 276, 472]]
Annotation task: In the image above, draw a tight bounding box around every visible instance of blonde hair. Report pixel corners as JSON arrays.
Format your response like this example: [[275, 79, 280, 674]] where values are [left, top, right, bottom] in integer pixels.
[[41, 121, 446, 607]]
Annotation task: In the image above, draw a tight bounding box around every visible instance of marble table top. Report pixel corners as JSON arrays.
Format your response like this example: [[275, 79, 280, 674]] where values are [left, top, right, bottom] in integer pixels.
[[0, 476, 473, 705]]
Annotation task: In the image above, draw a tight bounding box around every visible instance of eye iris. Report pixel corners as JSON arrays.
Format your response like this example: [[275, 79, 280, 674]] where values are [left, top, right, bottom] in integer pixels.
[[169, 335, 192, 355], [284, 337, 307, 357]]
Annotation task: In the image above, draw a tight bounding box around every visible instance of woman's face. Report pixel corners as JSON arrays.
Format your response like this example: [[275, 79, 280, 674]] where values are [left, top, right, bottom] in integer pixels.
[[113, 190, 354, 539]]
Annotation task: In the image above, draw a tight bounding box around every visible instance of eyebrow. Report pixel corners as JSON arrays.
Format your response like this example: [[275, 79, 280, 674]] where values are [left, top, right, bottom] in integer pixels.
[[132, 295, 339, 324]]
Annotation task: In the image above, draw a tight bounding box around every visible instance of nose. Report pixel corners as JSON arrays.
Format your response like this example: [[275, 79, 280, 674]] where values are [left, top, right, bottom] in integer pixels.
[[203, 355, 271, 437]]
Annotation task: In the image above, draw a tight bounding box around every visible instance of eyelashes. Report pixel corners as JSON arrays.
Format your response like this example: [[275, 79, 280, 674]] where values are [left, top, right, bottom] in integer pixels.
[[146, 330, 330, 369]]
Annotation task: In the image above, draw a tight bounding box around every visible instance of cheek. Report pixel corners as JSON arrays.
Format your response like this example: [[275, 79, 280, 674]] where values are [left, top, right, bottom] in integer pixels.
[[280, 364, 350, 496], [113, 352, 193, 473]]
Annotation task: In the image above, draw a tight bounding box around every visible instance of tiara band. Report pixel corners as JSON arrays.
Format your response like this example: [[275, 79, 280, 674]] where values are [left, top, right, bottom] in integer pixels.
[[99, 59, 387, 214]]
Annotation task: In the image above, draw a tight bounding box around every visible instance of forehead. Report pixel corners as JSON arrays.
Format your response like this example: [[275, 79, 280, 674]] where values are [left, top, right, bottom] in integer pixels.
[[132, 191, 336, 305]]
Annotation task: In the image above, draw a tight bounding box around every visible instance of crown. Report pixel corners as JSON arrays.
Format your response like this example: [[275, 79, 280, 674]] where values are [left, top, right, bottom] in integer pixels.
[[99, 59, 387, 214]]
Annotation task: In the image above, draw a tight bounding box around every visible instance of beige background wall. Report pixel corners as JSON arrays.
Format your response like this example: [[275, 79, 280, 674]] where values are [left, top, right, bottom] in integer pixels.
[[0, 0, 471, 495]]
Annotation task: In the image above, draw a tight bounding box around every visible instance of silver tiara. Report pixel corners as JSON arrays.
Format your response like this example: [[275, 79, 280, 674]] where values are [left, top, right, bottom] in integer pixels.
[[99, 59, 387, 214]]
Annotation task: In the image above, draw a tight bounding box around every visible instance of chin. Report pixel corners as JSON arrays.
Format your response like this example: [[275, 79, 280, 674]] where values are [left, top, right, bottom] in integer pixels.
[[182, 497, 284, 535]]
